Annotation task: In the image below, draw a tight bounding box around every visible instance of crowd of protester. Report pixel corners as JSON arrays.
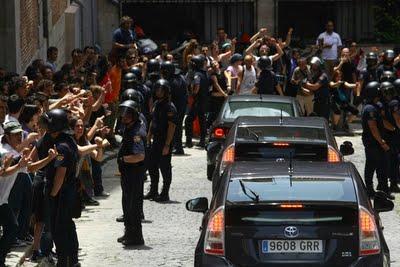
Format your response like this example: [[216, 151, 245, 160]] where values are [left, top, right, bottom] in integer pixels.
[[0, 15, 400, 266]]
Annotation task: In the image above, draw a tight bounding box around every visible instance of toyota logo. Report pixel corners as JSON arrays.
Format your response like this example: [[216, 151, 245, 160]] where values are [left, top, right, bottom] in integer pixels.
[[284, 226, 299, 238]]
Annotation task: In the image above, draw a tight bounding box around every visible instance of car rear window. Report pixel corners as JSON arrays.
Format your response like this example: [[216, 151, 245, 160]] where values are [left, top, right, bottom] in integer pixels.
[[227, 177, 356, 203], [236, 126, 326, 143], [222, 101, 294, 120]]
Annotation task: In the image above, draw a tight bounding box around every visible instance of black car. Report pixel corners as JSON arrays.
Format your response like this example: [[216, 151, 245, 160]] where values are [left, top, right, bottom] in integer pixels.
[[187, 161, 393, 267], [211, 116, 354, 193], [206, 95, 302, 180]]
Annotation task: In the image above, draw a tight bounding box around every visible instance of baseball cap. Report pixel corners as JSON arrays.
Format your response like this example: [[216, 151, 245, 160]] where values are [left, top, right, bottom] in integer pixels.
[[3, 121, 23, 134]]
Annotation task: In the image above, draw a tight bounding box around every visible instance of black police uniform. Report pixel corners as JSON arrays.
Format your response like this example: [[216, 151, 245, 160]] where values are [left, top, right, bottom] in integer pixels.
[[148, 99, 178, 199], [383, 99, 400, 189], [185, 70, 209, 145], [46, 132, 79, 266], [362, 103, 388, 194], [312, 72, 330, 120], [255, 70, 278, 95], [169, 74, 188, 153], [359, 68, 378, 103], [118, 119, 146, 243], [135, 83, 152, 121]]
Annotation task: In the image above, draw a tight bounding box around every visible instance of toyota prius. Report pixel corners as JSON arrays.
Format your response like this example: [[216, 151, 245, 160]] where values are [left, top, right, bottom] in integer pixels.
[[186, 161, 393, 267]]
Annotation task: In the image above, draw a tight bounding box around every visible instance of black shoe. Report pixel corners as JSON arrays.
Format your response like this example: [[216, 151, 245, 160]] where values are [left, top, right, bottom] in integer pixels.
[[23, 234, 34, 244], [155, 194, 170, 202], [122, 237, 144, 247], [186, 140, 193, 148], [143, 191, 158, 200], [116, 215, 124, 223], [31, 250, 44, 262], [173, 149, 185, 155], [95, 191, 110, 198], [11, 238, 27, 248], [117, 235, 126, 243], [390, 183, 400, 193], [84, 197, 100, 206]]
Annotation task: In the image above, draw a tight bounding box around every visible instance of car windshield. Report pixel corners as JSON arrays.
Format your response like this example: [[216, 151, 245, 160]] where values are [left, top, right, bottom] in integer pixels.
[[227, 177, 356, 203], [236, 126, 326, 143], [222, 101, 294, 120]]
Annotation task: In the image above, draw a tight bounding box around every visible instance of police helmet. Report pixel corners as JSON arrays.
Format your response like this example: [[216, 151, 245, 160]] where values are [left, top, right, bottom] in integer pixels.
[[121, 88, 144, 105], [44, 108, 71, 134], [380, 71, 396, 83], [154, 79, 171, 97], [122, 72, 138, 90], [366, 52, 378, 67], [130, 66, 142, 82], [230, 53, 243, 65], [381, 81, 396, 100], [365, 81, 381, 101], [384, 49, 395, 62], [160, 61, 175, 79], [257, 56, 272, 71], [310, 57, 323, 68], [147, 59, 160, 74], [190, 55, 206, 71], [393, 79, 400, 95], [119, 100, 140, 121]]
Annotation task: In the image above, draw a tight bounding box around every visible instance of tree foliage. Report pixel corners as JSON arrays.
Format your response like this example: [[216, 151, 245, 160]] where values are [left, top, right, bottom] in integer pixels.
[[374, 0, 400, 42]]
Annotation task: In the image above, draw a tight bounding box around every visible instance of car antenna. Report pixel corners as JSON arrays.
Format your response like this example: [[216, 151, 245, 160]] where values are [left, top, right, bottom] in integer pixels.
[[288, 151, 293, 187], [279, 109, 283, 125]]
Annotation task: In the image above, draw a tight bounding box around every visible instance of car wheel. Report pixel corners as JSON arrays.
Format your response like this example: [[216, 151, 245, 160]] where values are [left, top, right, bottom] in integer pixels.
[[207, 164, 215, 181]]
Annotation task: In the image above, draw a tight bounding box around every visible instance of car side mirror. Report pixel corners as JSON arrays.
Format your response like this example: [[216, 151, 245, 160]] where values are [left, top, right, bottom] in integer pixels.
[[374, 191, 394, 213], [340, 141, 354, 156], [186, 197, 208, 213]]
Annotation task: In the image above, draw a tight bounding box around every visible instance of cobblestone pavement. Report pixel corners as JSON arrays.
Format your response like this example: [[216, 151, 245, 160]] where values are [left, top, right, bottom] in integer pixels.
[[6, 129, 400, 267]]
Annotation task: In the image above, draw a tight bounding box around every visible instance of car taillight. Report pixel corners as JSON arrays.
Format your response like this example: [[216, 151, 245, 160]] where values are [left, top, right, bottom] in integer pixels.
[[273, 142, 290, 147], [220, 144, 235, 175], [204, 207, 225, 256], [359, 207, 381, 256], [327, 146, 341, 162], [212, 127, 228, 139], [280, 203, 303, 209]]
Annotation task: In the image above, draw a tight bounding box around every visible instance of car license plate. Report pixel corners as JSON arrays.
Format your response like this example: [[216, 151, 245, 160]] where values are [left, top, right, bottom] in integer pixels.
[[262, 240, 323, 253]]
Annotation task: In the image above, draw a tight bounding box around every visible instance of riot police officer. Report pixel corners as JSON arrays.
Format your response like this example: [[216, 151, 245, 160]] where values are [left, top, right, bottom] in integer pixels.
[[394, 79, 400, 97], [380, 81, 400, 193], [144, 59, 161, 99], [122, 72, 138, 92], [129, 66, 152, 120], [185, 55, 209, 148], [121, 88, 145, 112], [160, 61, 187, 154], [117, 100, 146, 246], [358, 52, 378, 105], [361, 82, 393, 198], [44, 108, 80, 266], [377, 49, 397, 80], [304, 57, 330, 120], [254, 56, 283, 95], [145, 79, 177, 202], [380, 70, 396, 83]]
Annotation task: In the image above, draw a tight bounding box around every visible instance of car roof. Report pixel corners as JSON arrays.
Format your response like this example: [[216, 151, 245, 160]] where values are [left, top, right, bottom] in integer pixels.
[[230, 161, 352, 180], [227, 95, 296, 103], [234, 116, 328, 128]]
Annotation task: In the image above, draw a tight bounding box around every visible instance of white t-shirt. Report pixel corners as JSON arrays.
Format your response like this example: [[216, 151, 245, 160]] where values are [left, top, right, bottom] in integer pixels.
[[239, 66, 256, 95], [0, 143, 25, 205], [316, 31, 342, 60]]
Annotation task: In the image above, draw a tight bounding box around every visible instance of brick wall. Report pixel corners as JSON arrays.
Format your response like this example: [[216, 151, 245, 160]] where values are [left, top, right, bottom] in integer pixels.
[[51, 0, 68, 26], [20, 0, 40, 70]]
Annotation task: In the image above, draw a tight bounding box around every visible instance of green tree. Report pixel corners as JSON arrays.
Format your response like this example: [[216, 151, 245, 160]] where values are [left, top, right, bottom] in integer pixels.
[[374, 0, 400, 42]]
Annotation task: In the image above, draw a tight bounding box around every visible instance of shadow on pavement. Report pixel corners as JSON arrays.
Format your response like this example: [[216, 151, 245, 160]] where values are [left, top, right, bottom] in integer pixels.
[[123, 245, 153, 251]]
